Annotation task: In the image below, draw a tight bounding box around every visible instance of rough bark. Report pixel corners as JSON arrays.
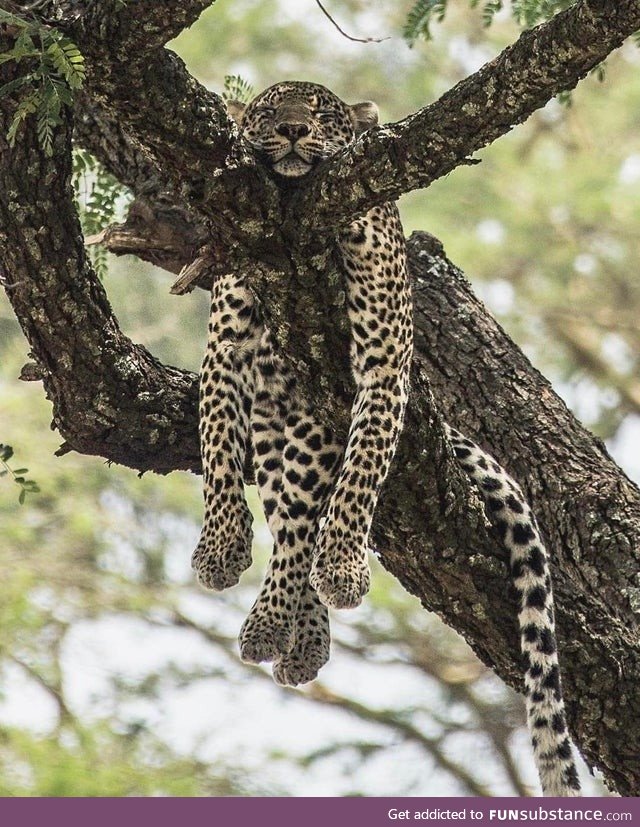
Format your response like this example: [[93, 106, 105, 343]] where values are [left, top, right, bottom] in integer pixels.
[[1, 0, 640, 797], [16, 0, 640, 247], [294, 0, 640, 231], [0, 108, 201, 473]]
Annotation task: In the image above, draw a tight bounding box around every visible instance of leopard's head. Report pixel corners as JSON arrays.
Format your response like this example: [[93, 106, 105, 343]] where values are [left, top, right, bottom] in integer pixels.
[[228, 81, 378, 178]]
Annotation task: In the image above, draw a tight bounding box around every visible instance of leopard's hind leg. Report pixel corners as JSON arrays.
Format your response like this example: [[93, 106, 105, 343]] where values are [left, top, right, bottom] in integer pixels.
[[272, 590, 330, 686], [239, 332, 341, 681]]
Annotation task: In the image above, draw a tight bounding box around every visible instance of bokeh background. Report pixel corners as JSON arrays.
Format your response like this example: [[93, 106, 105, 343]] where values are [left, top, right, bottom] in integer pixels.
[[2, 0, 639, 796]]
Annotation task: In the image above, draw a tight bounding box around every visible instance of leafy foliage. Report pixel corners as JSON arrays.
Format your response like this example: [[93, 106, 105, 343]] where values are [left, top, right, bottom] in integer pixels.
[[511, 0, 574, 27], [403, 0, 581, 45], [72, 150, 132, 279], [403, 0, 447, 47], [470, 0, 504, 28], [0, 10, 84, 156], [222, 73, 254, 103], [0, 444, 40, 505]]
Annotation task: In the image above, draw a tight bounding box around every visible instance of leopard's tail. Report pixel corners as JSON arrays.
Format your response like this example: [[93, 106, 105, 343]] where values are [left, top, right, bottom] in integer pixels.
[[445, 424, 580, 797]]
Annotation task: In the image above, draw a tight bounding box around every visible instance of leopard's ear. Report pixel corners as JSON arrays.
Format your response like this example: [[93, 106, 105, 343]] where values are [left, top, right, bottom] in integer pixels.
[[350, 101, 379, 135], [226, 99, 246, 126]]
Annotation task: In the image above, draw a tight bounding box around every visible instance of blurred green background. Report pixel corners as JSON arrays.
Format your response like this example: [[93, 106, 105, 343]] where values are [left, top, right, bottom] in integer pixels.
[[2, 0, 638, 796]]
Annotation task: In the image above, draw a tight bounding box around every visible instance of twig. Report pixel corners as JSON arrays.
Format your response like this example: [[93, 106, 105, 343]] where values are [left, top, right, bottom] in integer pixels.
[[314, 0, 389, 44], [8, 653, 73, 724]]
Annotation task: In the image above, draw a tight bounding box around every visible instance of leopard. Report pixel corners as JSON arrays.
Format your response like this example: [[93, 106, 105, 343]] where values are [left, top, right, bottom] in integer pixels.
[[190, 80, 580, 796]]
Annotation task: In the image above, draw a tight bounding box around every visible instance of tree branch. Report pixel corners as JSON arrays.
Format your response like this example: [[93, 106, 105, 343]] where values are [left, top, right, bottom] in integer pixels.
[[0, 89, 201, 473], [305, 684, 492, 796], [32, 0, 640, 259], [292, 0, 640, 233], [6, 0, 272, 240], [19, 0, 638, 261], [38, 0, 215, 55]]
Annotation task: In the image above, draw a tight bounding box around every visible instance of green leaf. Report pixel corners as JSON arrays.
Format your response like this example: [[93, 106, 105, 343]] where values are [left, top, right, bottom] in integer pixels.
[[71, 149, 132, 279], [481, 0, 503, 26], [403, 0, 447, 47], [6, 90, 39, 147], [0, 47, 38, 65], [18, 489, 26, 505], [222, 74, 254, 104], [45, 36, 86, 89], [0, 20, 85, 154], [0, 9, 30, 28], [14, 28, 36, 56]]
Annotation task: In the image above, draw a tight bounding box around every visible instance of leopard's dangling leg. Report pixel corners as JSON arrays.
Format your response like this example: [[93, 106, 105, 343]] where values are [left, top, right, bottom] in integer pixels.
[[240, 331, 342, 680], [268, 403, 342, 683], [446, 425, 580, 797], [192, 273, 260, 591], [310, 205, 413, 609]]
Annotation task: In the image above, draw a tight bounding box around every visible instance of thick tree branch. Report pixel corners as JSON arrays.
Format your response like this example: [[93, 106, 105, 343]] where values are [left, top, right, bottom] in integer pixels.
[[21, 0, 639, 260], [0, 93, 201, 473], [38, 0, 215, 55], [5, 0, 274, 240], [291, 0, 640, 233], [73, 93, 161, 194]]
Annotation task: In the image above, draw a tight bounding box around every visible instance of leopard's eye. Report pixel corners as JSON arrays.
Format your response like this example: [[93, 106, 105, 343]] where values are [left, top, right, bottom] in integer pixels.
[[256, 105, 276, 116], [315, 110, 335, 122]]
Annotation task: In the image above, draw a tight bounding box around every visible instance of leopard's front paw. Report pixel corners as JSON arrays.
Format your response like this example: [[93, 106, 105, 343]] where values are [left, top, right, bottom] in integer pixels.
[[191, 505, 253, 591], [239, 603, 295, 664], [310, 526, 370, 610]]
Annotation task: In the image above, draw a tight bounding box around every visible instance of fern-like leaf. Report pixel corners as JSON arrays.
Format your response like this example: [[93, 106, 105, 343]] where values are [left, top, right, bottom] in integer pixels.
[[0, 75, 31, 99], [0, 18, 85, 154], [0, 9, 29, 29], [0, 33, 38, 65], [71, 149, 132, 279], [481, 0, 503, 26], [511, 0, 572, 27], [46, 35, 86, 89], [403, 0, 447, 47], [223, 74, 254, 103], [7, 91, 39, 147], [36, 78, 63, 157]]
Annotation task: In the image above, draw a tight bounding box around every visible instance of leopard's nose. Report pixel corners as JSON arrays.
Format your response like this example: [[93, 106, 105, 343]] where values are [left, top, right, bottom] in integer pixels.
[[276, 121, 311, 141]]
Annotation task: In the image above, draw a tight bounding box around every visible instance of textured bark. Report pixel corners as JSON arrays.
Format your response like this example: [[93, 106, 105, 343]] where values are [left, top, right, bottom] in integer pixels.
[[0, 107, 200, 473], [18, 0, 640, 249], [40, 0, 215, 55], [294, 0, 640, 231], [1, 0, 640, 797]]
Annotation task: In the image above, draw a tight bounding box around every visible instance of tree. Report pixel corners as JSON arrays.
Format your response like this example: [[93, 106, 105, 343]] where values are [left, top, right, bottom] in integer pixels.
[[1, 0, 639, 796]]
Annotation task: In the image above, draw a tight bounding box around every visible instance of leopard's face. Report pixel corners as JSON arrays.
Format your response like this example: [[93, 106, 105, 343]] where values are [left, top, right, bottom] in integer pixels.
[[229, 81, 378, 178]]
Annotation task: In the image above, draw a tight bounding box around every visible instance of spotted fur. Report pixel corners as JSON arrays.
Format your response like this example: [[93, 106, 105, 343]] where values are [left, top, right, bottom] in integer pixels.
[[192, 81, 580, 795], [445, 425, 580, 795]]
